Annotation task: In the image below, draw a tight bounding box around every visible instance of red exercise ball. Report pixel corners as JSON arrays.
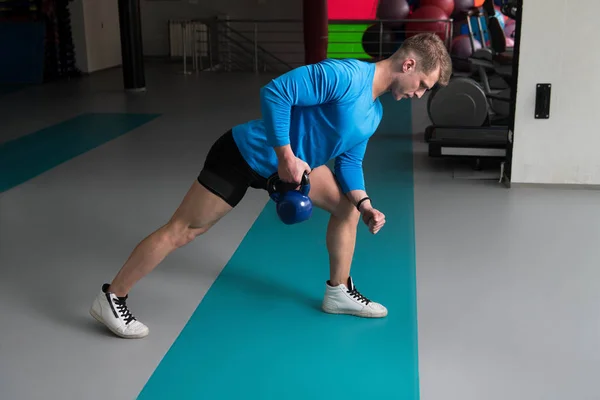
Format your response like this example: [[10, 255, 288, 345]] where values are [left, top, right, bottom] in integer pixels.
[[377, 0, 411, 20], [451, 34, 481, 57], [405, 5, 450, 42], [419, 0, 455, 17], [451, 34, 482, 72]]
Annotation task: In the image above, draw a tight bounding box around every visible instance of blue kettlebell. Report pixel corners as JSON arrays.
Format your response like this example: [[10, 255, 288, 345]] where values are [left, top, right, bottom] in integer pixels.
[[267, 172, 313, 225]]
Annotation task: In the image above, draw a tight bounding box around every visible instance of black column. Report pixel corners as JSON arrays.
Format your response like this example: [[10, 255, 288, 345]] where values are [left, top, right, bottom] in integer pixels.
[[302, 0, 328, 65], [118, 0, 145, 91]]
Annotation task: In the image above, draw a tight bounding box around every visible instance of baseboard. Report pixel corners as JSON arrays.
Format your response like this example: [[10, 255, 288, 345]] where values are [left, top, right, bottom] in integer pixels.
[[509, 182, 600, 190], [79, 64, 122, 75]]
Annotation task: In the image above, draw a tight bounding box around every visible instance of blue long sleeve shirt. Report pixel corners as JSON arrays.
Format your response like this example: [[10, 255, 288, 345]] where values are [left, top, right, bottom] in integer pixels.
[[231, 58, 383, 193]]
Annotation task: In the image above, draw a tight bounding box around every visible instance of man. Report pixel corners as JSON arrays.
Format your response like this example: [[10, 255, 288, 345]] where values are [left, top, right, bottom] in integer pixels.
[[90, 32, 452, 339]]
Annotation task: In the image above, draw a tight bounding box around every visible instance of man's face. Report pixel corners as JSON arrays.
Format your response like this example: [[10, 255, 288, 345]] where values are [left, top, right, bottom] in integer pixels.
[[390, 59, 439, 101]]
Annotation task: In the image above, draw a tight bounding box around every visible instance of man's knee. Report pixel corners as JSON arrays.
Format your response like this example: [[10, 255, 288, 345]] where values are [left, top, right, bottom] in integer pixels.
[[336, 197, 361, 223], [309, 166, 360, 223], [326, 184, 360, 223], [163, 220, 210, 249]]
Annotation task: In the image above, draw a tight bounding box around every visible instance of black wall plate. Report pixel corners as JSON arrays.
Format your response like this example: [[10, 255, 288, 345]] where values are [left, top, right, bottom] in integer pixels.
[[535, 83, 551, 119]]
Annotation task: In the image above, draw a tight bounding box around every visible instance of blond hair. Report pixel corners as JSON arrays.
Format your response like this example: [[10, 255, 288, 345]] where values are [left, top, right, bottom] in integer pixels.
[[392, 33, 452, 86]]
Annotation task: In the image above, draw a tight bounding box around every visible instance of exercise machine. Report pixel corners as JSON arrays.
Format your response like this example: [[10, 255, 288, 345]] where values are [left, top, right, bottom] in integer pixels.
[[425, 0, 518, 165], [454, 6, 511, 91]]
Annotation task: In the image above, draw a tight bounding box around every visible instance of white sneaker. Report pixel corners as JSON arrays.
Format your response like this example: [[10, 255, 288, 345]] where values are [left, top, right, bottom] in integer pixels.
[[321, 277, 388, 318], [90, 283, 149, 339]]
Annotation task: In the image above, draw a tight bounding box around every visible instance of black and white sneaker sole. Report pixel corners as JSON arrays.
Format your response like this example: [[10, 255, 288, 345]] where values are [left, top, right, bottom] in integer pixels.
[[321, 305, 388, 318], [89, 308, 148, 339]]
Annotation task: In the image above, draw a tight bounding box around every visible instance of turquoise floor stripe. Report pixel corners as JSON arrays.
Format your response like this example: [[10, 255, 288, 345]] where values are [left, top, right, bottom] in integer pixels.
[[0, 113, 160, 193], [138, 94, 418, 400]]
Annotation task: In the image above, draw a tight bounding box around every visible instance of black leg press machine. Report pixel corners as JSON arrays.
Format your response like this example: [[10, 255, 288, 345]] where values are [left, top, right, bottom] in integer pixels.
[[425, 0, 521, 170]]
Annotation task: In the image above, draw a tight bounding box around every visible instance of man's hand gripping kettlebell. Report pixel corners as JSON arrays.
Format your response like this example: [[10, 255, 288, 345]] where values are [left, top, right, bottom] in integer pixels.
[[275, 145, 311, 186]]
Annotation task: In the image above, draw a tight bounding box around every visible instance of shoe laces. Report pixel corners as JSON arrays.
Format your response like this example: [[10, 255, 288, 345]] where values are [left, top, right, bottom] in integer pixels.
[[113, 297, 136, 325], [347, 286, 371, 305]]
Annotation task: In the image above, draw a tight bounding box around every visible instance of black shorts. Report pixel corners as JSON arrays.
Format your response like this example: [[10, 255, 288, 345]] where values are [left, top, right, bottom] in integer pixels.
[[197, 130, 268, 207]]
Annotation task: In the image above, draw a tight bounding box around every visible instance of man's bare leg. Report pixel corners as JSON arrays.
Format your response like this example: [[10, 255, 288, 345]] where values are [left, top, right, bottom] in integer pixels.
[[109, 181, 233, 297], [308, 166, 388, 318], [325, 213, 358, 286], [306, 166, 359, 286], [90, 180, 233, 338]]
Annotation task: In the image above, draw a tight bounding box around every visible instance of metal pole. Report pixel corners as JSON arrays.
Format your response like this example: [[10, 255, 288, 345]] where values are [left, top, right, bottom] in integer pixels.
[[378, 20, 383, 60], [448, 18, 454, 50], [466, 16, 477, 53], [181, 22, 190, 75], [476, 15, 487, 49], [254, 23, 258, 73], [226, 17, 231, 72], [208, 28, 213, 70], [192, 23, 197, 72], [198, 26, 204, 71]]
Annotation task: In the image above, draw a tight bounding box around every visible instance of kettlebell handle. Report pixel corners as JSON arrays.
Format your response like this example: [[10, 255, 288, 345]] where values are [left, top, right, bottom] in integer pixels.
[[267, 170, 313, 225], [268, 171, 310, 197], [299, 171, 310, 195]]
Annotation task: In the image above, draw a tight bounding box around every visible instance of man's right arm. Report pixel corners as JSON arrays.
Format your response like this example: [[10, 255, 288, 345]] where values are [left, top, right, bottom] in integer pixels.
[[273, 144, 295, 163], [260, 61, 359, 162]]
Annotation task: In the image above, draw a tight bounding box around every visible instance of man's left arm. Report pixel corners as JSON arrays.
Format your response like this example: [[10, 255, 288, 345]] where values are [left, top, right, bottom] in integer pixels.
[[334, 140, 386, 234], [333, 139, 371, 210]]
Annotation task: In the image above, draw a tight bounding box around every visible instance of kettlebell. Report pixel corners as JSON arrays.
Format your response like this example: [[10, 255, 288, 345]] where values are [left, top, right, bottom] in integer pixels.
[[267, 171, 313, 225]]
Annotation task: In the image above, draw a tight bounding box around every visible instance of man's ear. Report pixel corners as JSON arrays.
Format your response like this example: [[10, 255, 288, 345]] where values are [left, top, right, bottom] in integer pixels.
[[402, 58, 416, 73]]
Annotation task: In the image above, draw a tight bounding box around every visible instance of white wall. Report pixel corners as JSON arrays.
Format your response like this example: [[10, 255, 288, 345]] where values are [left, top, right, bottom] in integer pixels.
[[511, 0, 600, 185], [69, 0, 122, 73], [84, 0, 122, 72], [70, 0, 89, 72], [140, 0, 302, 57]]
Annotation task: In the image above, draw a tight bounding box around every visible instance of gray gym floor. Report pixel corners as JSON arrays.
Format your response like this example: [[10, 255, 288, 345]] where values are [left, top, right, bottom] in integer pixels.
[[0, 63, 272, 400], [1, 62, 600, 400], [412, 97, 600, 400]]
